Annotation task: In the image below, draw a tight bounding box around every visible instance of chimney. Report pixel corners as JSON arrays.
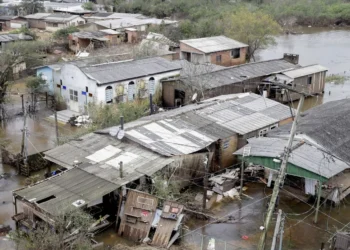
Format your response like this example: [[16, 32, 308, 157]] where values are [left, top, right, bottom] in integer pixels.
[[283, 53, 299, 65]]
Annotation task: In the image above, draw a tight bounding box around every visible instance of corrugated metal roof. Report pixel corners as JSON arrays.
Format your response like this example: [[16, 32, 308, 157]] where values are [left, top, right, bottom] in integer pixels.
[[24, 13, 51, 19], [146, 32, 179, 47], [100, 29, 121, 35], [80, 57, 181, 84], [44, 132, 174, 186], [95, 18, 177, 30], [282, 64, 328, 79], [14, 168, 118, 214], [72, 31, 109, 41], [45, 13, 79, 23], [0, 15, 17, 20], [180, 59, 300, 90], [180, 35, 248, 53], [0, 33, 33, 42], [234, 137, 349, 179], [125, 93, 293, 156]]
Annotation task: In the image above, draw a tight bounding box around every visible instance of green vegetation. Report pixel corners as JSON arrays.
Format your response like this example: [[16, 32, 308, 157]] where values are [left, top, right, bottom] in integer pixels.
[[82, 1, 94, 10], [53, 26, 80, 40], [326, 74, 349, 84], [26, 75, 46, 92], [9, 26, 37, 40]]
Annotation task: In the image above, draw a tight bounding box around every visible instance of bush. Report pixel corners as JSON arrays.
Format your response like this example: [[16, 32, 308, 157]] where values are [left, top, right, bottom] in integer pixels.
[[10, 26, 37, 40], [26, 75, 46, 92], [53, 26, 79, 40]]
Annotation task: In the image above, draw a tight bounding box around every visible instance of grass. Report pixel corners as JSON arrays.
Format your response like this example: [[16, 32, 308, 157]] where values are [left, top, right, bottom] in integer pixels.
[[326, 74, 349, 84]]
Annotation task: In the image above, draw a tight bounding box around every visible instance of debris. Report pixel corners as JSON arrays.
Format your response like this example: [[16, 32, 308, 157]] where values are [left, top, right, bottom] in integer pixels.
[[242, 235, 249, 240], [216, 195, 223, 203], [223, 188, 239, 199], [195, 193, 204, 202], [206, 190, 213, 197], [0, 225, 11, 235], [143, 237, 151, 243], [241, 193, 254, 199]]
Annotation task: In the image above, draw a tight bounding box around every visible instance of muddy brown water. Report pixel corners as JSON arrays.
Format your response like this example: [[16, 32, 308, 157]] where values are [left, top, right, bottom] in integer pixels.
[[1, 27, 350, 249]]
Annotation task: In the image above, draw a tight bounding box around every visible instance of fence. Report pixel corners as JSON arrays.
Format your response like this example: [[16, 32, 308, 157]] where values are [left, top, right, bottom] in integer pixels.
[[183, 232, 241, 250]]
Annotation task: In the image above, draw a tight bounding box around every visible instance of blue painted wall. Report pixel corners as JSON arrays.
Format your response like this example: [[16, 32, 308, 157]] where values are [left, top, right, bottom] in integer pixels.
[[36, 66, 54, 94]]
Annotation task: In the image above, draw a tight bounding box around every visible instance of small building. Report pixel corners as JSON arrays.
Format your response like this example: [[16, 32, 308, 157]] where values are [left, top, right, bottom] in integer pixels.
[[44, 13, 85, 32], [24, 13, 51, 29], [0, 15, 17, 31], [56, 57, 181, 113], [124, 93, 294, 169], [234, 98, 350, 204], [10, 19, 28, 29], [0, 33, 33, 50], [68, 30, 122, 53], [263, 64, 328, 102], [162, 54, 300, 108], [179, 35, 248, 66], [140, 32, 180, 59]]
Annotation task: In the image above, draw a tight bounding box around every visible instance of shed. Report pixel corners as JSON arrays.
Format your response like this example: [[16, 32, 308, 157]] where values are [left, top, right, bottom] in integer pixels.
[[118, 190, 158, 241], [179, 35, 248, 66]]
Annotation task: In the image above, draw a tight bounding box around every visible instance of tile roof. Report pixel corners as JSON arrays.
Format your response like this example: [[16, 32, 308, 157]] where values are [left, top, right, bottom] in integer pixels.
[[180, 35, 248, 53]]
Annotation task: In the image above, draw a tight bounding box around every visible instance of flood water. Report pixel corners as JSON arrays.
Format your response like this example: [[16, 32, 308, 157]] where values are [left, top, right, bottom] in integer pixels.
[[258, 27, 350, 111], [1, 28, 350, 249]]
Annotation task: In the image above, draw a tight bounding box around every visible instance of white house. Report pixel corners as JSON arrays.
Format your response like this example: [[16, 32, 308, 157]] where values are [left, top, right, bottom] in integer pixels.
[[57, 57, 182, 113], [44, 13, 85, 32]]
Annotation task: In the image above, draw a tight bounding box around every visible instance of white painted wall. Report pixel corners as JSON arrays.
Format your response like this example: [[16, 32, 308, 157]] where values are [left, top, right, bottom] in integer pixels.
[[59, 64, 180, 113]]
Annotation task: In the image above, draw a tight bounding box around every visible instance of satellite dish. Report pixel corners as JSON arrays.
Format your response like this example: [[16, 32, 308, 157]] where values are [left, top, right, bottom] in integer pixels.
[[109, 128, 119, 136], [191, 92, 198, 102], [117, 130, 125, 140]]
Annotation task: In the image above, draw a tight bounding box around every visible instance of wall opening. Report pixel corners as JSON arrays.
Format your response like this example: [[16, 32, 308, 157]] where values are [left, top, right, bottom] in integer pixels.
[[128, 81, 135, 101], [105, 86, 113, 103], [37, 195, 56, 204]]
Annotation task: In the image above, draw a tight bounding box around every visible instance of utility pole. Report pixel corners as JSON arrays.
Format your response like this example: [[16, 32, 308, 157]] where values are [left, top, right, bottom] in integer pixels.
[[240, 146, 251, 196], [314, 180, 322, 223], [202, 152, 210, 210], [257, 95, 304, 250], [278, 214, 285, 250], [21, 109, 28, 174], [271, 209, 282, 250], [149, 94, 153, 115], [53, 99, 59, 145], [119, 161, 123, 178]]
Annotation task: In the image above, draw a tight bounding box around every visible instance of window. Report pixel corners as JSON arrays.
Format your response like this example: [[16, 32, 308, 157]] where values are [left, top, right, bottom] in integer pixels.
[[105, 86, 113, 103], [231, 48, 240, 59], [69, 89, 78, 102], [148, 77, 155, 95], [72, 40, 76, 46], [307, 76, 312, 85], [52, 23, 58, 27], [216, 55, 222, 63]]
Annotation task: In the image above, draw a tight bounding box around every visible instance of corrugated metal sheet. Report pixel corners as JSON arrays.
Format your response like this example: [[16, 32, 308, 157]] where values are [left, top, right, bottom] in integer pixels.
[[24, 13, 51, 19], [0, 34, 33, 42], [180, 59, 300, 90], [125, 93, 293, 156], [44, 132, 174, 186], [14, 168, 118, 214], [180, 35, 248, 53], [95, 18, 177, 30], [282, 64, 328, 79], [80, 57, 181, 84], [118, 190, 158, 242], [234, 137, 349, 179]]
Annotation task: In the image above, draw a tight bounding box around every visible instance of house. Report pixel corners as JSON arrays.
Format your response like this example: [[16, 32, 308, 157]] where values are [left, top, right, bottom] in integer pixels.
[[122, 93, 294, 169], [10, 19, 28, 29], [44, 13, 85, 32], [263, 64, 328, 102], [0, 15, 16, 30], [56, 57, 182, 113], [0, 33, 33, 50], [234, 98, 350, 204], [68, 30, 123, 52], [24, 13, 51, 29], [162, 54, 300, 108], [13, 131, 174, 232], [140, 32, 180, 59], [179, 35, 248, 66], [83, 12, 145, 23]]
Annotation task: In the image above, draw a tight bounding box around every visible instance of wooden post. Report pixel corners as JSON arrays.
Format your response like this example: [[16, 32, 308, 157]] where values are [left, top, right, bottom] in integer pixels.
[[271, 209, 282, 250], [150, 94, 153, 115], [258, 95, 304, 250], [21, 94, 24, 113], [119, 161, 123, 178], [240, 159, 244, 196], [115, 188, 123, 232], [45, 92, 48, 107], [314, 181, 322, 224], [54, 106, 59, 145], [202, 153, 209, 210], [120, 116, 124, 130]]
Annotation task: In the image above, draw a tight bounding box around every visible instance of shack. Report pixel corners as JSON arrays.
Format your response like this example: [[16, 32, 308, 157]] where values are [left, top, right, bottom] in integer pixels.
[[263, 64, 328, 102], [162, 54, 300, 108], [122, 93, 294, 169], [234, 98, 350, 204]]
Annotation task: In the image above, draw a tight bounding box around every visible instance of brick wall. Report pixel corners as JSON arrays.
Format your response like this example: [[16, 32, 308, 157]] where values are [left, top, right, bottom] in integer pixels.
[[209, 47, 247, 66]]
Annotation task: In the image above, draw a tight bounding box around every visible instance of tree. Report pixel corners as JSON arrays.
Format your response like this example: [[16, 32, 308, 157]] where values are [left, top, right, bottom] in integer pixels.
[[0, 40, 50, 120], [82, 2, 94, 10], [19, 0, 44, 15], [53, 26, 79, 40], [26, 75, 46, 93], [11, 206, 95, 250], [224, 8, 281, 61]]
